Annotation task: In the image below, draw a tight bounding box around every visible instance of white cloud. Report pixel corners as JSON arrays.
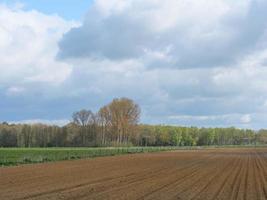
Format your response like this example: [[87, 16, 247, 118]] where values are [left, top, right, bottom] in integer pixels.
[[167, 113, 254, 128], [59, 0, 267, 69], [0, 4, 77, 89], [168, 114, 230, 121], [9, 119, 70, 126], [240, 114, 251, 124], [6, 86, 25, 96]]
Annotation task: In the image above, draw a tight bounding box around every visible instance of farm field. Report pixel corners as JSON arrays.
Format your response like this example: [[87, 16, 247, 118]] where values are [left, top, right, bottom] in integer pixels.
[[0, 147, 180, 166], [1, 148, 267, 200]]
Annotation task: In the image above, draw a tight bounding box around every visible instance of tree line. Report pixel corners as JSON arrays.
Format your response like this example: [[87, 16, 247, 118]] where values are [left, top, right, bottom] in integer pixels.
[[0, 98, 267, 147]]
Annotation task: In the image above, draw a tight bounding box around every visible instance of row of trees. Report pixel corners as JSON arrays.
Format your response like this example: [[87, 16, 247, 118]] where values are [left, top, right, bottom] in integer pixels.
[[0, 98, 141, 147], [138, 125, 267, 146], [1, 123, 267, 148], [0, 98, 267, 147]]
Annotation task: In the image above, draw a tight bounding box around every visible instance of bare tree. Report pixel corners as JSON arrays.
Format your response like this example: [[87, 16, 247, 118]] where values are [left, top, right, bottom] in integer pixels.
[[98, 106, 112, 146], [72, 109, 96, 146], [72, 109, 94, 127]]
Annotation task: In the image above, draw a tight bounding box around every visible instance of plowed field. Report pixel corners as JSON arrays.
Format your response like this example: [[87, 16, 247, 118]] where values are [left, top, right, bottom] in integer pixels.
[[1, 148, 267, 200]]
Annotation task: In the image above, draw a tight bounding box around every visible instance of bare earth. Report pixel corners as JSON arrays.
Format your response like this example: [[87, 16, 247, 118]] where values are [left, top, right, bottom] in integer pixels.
[[1, 148, 267, 200]]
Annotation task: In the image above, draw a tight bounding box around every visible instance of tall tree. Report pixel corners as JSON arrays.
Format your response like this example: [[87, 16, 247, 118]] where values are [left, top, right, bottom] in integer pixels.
[[99, 98, 141, 145], [98, 106, 112, 146]]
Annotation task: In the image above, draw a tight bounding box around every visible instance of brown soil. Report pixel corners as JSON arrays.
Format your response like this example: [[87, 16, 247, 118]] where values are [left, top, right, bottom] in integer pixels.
[[1, 148, 267, 200]]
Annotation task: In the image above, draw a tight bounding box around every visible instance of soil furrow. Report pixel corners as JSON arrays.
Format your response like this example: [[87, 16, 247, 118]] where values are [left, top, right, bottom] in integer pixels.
[[1, 148, 267, 200]]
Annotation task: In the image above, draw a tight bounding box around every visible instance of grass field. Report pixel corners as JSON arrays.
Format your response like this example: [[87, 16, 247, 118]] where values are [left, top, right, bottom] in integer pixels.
[[0, 146, 182, 166]]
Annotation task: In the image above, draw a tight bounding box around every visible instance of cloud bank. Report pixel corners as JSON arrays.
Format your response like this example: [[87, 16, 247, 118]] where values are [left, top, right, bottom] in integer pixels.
[[1, 1, 267, 129], [59, 0, 267, 68]]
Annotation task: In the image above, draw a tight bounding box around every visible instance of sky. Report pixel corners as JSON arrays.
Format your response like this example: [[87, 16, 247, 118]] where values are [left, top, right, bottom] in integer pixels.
[[0, 0, 267, 129]]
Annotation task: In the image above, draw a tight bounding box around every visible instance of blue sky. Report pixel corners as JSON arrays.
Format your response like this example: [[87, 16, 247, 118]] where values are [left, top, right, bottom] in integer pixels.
[[1, 0, 267, 129], [0, 0, 92, 19]]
